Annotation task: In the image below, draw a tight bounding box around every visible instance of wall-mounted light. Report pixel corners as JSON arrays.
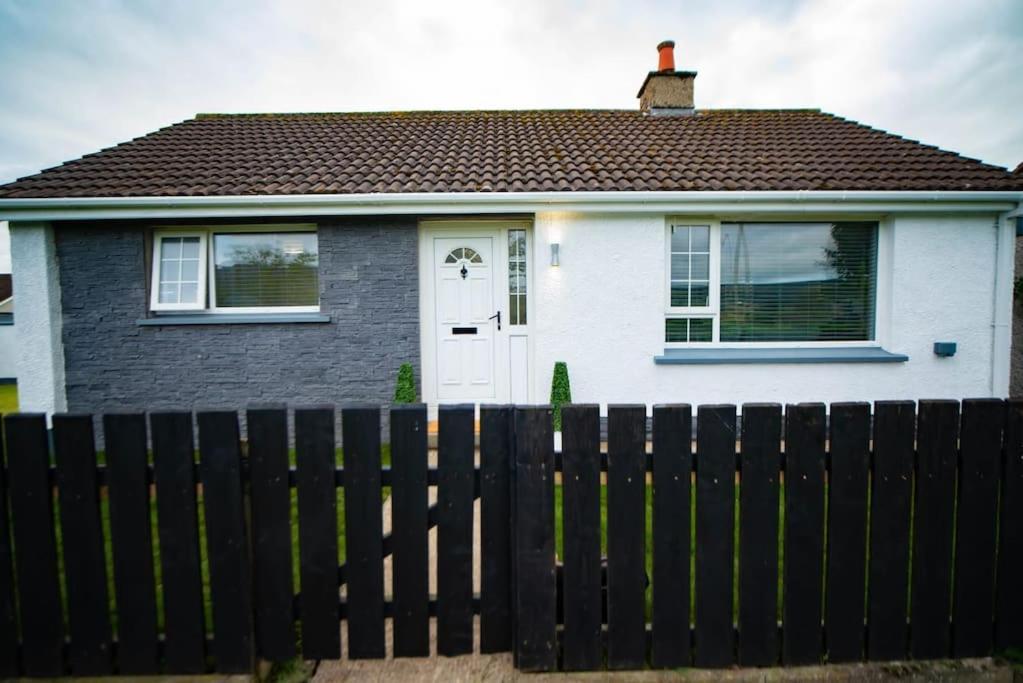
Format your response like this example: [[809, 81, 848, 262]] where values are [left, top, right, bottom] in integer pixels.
[[550, 243, 560, 266]]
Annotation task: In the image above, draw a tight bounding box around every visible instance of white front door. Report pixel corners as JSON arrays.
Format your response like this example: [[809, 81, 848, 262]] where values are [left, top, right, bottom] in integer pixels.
[[433, 236, 498, 400]]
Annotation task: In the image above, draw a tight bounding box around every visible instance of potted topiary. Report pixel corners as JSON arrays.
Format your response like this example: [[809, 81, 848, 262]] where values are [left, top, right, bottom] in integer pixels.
[[394, 363, 416, 403], [550, 361, 571, 447]]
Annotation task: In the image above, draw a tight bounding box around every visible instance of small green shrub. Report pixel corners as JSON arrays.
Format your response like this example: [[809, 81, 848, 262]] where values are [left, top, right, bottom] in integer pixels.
[[394, 363, 416, 403], [550, 361, 572, 431]]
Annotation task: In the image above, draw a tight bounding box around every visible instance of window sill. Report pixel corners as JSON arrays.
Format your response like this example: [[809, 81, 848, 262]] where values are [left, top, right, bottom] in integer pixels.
[[653, 346, 909, 365], [138, 313, 332, 326]]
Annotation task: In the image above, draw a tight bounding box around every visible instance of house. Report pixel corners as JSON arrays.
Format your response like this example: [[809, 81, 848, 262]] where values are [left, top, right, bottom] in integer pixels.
[[0, 41, 1020, 423], [0, 274, 14, 382]]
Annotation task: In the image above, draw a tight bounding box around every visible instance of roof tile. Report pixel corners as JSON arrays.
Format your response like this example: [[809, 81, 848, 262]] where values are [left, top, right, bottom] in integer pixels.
[[0, 109, 1018, 197]]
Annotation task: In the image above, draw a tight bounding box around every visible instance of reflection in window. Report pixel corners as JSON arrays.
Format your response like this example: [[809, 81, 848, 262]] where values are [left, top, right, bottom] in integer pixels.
[[720, 222, 877, 341], [508, 230, 527, 325], [670, 225, 711, 307], [213, 232, 319, 308]]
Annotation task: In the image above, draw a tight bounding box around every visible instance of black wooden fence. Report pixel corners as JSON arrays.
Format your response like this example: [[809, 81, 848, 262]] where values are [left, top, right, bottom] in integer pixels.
[[0, 399, 1020, 677]]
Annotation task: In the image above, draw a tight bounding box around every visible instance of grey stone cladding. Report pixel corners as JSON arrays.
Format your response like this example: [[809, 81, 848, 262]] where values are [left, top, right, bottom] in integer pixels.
[[55, 217, 420, 440]]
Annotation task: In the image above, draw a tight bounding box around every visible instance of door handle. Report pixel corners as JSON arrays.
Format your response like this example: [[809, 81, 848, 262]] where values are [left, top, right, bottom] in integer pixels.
[[488, 311, 501, 331]]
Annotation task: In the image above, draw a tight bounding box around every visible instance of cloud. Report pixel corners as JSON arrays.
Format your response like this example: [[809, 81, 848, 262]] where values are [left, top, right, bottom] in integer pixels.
[[0, 0, 1020, 185]]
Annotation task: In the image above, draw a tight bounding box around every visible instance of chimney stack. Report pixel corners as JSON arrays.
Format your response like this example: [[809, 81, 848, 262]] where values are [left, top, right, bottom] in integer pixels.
[[638, 40, 696, 115]]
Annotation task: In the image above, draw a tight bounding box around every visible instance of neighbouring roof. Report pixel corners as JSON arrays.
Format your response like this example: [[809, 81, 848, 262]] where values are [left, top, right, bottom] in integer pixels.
[[0, 109, 1019, 198]]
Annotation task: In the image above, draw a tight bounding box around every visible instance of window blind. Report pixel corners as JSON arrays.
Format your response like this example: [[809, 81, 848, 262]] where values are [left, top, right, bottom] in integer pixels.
[[213, 232, 319, 308], [719, 222, 877, 342]]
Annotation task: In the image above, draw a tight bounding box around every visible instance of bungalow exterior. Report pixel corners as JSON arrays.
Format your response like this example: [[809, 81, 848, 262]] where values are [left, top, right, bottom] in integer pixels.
[[1, 42, 1021, 423]]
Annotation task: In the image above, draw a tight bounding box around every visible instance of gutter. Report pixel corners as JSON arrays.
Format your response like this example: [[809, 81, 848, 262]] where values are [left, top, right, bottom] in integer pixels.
[[0, 190, 1021, 221], [991, 212, 1015, 396]]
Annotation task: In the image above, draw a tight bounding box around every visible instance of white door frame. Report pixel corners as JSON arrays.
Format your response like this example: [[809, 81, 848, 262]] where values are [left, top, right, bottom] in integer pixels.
[[419, 219, 535, 413]]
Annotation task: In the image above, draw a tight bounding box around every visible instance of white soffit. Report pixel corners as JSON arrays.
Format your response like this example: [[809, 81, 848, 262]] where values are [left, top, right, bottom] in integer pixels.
[[0, 190, 1020, 221]]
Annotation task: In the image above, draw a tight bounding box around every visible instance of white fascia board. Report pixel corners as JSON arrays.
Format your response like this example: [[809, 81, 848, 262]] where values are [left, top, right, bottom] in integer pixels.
[[0, 190, 1020, 221]]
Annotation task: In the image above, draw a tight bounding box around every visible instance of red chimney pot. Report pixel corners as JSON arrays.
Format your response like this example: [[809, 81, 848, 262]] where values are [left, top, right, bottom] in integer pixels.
[[657, 40, 675, 72]]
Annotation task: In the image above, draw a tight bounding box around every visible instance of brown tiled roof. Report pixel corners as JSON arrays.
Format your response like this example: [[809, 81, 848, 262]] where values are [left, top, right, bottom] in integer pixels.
[[0, 109, 1019, 198]]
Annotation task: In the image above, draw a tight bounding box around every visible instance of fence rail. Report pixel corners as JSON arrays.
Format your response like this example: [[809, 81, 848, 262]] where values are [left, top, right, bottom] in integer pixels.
[[0, 399, 1021, 676]]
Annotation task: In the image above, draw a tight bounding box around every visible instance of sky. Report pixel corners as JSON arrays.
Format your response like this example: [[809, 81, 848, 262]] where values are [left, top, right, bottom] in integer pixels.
[[0, 0, 1020, 271]]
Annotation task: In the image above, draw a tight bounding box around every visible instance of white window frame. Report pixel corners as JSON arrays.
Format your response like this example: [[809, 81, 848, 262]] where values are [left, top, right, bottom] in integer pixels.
[[664, 217, 883, 348], [665, 219, 721, 344], [150, 224, 320, 314], [149, 230, 208, 312]]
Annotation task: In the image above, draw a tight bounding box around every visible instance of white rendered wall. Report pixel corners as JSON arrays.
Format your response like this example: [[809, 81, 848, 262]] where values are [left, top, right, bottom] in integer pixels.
[[10, 222, 66, 415], [532, 211, 1005, 411]]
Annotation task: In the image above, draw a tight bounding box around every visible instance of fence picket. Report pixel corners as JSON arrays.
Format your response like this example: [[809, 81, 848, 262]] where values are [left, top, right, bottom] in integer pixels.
[[295, 406, 340, 660], [997, 399, 1023, 651], [0, 415, 17, 678], [512, 406, 556, 672], [782, 403, 826, 666], [104, 413, 159, 674], [437, 404, 475, 656], [651, 404, 692, 669], [607, 405, 647, 669], [1, 396, 1016, 676], [5, 414, 64, 677], [54, 414, 113, 675], [561, 404, 602, 671], [480, 405, 513, 654], [197, 410, 254, 673], [910, 400, 959, 660], [866, 401, 914, 661], [825, 403, 870, 663], [247, 406, 296, 661], [342, 405, 386, 659], [151, 411, 207, 673], [738, 403, 782, 667], [695, 404, 736, 668], [952, 399, 1003, 657], [391, 404, 430, 657]]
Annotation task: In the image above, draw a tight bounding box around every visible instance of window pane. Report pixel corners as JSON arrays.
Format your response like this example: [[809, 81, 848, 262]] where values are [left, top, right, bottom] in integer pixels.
[[181, 239, 200, 259], [666, 317, 712, 342], [690, 283, 709, 307], [691, 254, 709, 280], [689, 318, 712, 341], [671, 226, 689, 252], [180, 259, 199, 282], [157, 236, 202, 305], [665, 319, 688, 342], [669, 225, 710, 309], [508, 229, 527, 325], [670, 283, 689, 307], [670, 258, 690, 281], [159, 284, 179, 304], [691, 226, 710, 252], [179, 283, 198, 303], [213, 232, 319, 308], [160, 238, 182, 260], [719, 222, 877, 341]]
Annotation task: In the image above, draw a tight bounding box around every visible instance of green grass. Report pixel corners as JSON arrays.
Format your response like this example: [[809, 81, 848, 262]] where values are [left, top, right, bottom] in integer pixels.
[[0, 383, 17, 414], [554, 480, 786, 621], [45, 445, 390, 645]]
